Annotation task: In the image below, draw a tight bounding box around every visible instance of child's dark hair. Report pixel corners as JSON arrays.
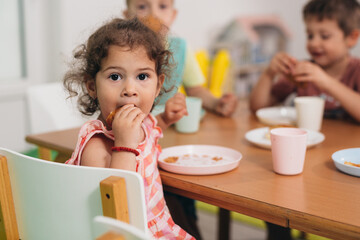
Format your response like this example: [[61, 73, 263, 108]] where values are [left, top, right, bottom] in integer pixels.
[[303, 0, 360, 36], [63, 17, 172, 116]]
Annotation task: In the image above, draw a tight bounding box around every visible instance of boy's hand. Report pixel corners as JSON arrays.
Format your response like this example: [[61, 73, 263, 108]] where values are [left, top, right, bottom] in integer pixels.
[[266, 52, 297, 77], [111, 104, 146, 149], [214, 93, 238, 117], [161, 93, 188, 126], [292, 61, 332, 90]]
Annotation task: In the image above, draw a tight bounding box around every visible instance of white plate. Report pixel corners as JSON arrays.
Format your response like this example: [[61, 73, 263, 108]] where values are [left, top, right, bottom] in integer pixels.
[[256, 106, 296, 125], [245, 127, 325, 150], [158, 145, 242, 175], [332, 148, 360, 177]]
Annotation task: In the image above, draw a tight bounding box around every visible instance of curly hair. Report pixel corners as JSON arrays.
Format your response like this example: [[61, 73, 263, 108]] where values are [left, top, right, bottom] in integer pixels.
[[303, 0, 360, 36], [63, 17, 173, 116]]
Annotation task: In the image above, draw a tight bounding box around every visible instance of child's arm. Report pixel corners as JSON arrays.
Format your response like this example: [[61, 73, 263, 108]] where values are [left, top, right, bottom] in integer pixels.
[[156, 93, 188, 130], [250, 68, 277, 112], [186, 86, 237, 117], [326, 81, 360, 122], [250, 53, 297, 112], [293, 61, 360, 122], [81, 135, 114, 168], [81, 135, 138, 170]]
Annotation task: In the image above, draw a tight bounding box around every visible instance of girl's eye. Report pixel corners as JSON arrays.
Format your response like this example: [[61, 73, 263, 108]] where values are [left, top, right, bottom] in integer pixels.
[[137, 73, 148, 81], [321, 35, 330, 40], [307, 34, 313, 40], [109, 73, 122, 81]]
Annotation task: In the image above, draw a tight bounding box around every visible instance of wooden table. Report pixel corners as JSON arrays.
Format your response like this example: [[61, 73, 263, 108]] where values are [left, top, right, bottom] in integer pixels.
[[26, 100, 360, 240]]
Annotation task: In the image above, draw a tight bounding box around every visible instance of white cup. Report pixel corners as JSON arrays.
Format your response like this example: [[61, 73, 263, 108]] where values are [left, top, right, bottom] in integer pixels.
[[175, 97, 202, 133], [294, 96, 325, 131]]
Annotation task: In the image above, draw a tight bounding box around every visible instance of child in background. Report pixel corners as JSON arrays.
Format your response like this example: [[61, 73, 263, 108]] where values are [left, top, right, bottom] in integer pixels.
[[251, 0, 360, 239], [63, 17, 194, 239], [123, 0, 238, 118], [250, 0, 360, 123]]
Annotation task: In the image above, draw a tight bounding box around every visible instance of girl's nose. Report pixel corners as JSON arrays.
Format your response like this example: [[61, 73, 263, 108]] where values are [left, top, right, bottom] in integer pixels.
[[121, 80, 137, 97]]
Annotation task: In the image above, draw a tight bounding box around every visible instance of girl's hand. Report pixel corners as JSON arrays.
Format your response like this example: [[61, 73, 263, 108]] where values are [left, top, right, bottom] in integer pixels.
[[266, 52, 297, 78], [292, 61, 333, 90], [161, 93, 188, 126], [214, 93, 238, 117], [111, 104, 146, 149]]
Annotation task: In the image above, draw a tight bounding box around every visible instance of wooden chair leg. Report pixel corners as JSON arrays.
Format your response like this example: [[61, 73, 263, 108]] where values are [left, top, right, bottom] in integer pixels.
[[217, 208, 230, 240], [38, 147, 52, 161], [54, 152, 70, 163]]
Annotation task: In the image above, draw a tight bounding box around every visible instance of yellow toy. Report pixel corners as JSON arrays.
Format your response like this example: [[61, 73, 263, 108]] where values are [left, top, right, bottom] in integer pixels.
[[180, 49, 231, 98], [209, 49, 230, 98]]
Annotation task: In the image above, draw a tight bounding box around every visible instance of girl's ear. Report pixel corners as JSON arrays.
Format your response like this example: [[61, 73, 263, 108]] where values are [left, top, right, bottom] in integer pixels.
[[346, 29, 360, 48], [85, 78, 97, 99], [156, 74, 165, 97]]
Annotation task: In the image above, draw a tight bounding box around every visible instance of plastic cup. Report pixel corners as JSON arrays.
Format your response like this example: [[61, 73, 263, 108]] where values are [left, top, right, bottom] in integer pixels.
[[270, 127, 307, 175], [175, 97, 202, 133], [294, 96, 325, 131]]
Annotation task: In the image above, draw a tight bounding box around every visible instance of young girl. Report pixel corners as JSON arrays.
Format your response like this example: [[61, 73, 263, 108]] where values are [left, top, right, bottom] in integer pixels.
[[63, 17, 193, 239]]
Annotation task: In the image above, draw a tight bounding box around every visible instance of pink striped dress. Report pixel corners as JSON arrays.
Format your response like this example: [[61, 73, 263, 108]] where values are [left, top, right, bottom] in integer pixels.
[[66, 114, 195, 240]]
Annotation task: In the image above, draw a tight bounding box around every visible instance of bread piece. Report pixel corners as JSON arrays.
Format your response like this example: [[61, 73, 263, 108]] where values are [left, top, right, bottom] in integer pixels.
[[139, 15, 162, 33], [287, 74, 307, 88], [106, 108, 120, 129]]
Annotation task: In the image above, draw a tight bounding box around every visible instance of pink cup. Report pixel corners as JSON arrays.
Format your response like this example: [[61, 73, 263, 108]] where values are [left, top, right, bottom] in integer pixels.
[[270, 128, 307, 175]]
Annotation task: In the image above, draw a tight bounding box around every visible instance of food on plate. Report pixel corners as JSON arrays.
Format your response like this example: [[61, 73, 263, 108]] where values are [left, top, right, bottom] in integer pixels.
[[163, 156, 179, 163], [162, 154, 225, 165], [212, 156, 223, 161], [344, 161, 360, 167], [264, 125, 294, 139]]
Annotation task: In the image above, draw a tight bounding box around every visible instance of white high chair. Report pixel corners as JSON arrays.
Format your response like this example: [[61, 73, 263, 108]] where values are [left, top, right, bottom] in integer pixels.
[[0, 147, 148, 240]]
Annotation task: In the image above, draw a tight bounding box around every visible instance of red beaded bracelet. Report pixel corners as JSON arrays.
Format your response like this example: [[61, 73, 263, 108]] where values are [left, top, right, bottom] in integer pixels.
[[111, 146, 140, 156]]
